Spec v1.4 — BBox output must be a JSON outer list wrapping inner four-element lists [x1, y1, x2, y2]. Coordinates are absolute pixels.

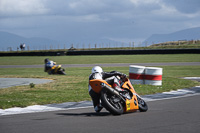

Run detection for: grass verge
[[0, 66, 200, 109], [0, 54, 200, 65]]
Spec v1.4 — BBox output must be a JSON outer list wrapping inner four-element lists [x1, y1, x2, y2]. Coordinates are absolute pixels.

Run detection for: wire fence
[[2, 40, 200, 52], [3, 42, 137, 52]]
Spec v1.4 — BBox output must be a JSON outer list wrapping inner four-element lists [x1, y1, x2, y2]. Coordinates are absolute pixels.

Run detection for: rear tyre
[[101, 90, 124, 115]]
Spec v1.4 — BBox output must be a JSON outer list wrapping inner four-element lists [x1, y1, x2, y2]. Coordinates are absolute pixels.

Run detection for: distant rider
[[44, 58, 57, 74], [88, 66, 127, 113]]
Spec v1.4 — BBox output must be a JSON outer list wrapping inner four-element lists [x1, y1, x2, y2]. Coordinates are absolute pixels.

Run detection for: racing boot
[[94, 104, 103, 113]]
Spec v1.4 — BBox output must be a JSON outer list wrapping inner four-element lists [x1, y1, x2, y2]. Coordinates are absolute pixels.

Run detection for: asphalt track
[[0, 94, 200, 133], [0, 62, 200, 68]]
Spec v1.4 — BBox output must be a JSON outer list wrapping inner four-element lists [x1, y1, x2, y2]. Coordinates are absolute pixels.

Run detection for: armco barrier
[[67, 48, 200, 55], [129, 65, 163, 86], [1, 48, 200, 56]]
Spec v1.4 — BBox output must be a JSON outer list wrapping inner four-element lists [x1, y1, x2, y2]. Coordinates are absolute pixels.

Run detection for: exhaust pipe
[[101, 83, 126, 102]]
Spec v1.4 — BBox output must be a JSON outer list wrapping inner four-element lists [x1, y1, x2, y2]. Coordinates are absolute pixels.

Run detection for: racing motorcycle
[[89, 76, 148, 115], [49, 65, 66, 75]]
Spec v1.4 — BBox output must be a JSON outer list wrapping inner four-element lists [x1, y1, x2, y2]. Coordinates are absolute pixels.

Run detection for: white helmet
[[92, 66, 103, 73]]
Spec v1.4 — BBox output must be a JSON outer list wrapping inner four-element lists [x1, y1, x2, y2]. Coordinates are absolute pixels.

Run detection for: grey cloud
[[0, 0, 200, 47], [161, 0, 200, 14]]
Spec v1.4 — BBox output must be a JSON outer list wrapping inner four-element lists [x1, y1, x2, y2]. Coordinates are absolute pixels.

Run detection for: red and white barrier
[[129, 65, 163, 86], [144, 67, 163, 86], [129, 65, 145, 84]]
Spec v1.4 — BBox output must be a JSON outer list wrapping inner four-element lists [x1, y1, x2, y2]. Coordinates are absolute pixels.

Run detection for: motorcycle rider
[[44, 58, 57, 74], [88, 66, 127, 113]]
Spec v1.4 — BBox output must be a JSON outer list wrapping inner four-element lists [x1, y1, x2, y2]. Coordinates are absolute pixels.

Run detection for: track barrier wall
[[129, 65, 163, 86], [0, 49, 199, 56], [129, 65, 145, 84], [0, 51, 66, 56], [67, 49, 200, 55]]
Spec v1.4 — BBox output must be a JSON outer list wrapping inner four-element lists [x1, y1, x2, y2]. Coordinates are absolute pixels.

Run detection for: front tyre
[[57, 70, 66, 75], [137, 95, 148, 112], [101, 90, 124, 115]]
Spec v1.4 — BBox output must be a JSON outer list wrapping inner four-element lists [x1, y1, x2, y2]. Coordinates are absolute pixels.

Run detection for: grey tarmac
[[0, 78, 53, 89], [0, 62, 200, 68], [0, 94, 200, 133]]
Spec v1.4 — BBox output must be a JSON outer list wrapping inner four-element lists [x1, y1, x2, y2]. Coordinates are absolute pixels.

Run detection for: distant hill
[[0, 31, 60, 51], [143, 27, 200, 46], [0, 31, 124, 51]]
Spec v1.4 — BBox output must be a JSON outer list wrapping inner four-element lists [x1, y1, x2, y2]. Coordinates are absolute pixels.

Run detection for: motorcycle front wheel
[[101, 90, 124, 115], [137, 95, 148, 112], [57, 70, 66, 75]]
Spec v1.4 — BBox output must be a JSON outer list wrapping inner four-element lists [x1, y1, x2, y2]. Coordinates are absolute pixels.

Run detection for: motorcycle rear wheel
[[101, 90, 124, 115]]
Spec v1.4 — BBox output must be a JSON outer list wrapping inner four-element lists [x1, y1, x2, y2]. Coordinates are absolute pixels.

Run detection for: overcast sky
[[0, 0, 200, 45]]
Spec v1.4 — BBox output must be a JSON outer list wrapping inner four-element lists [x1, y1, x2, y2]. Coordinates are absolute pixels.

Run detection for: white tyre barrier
[[144, 67, 163, 86], [129, 65, 145, 84]]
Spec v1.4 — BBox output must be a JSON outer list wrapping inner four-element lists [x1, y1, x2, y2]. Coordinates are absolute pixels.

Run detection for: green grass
[[0, 65, 200, 109], [0, 54, 200, 109], [0, 54, 200, 65]]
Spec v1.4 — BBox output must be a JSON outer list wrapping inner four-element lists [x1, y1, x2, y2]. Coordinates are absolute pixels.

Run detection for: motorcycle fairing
[[52, 65, 61, 73], [89, 79, 111, 93], [122, 79, 139, 112], [125, 96, 139, 112]]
